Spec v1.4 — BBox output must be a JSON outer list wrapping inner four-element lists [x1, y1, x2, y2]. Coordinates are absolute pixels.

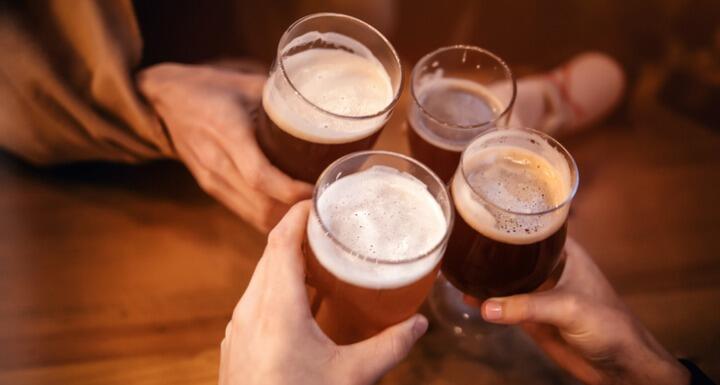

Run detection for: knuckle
[[517, 294, 535, 319], [231, 306, 247, 326], [244, 165, 266, 190], [266, 225, 289, 248], [197, 172, 218, 194], [561, 293, 584, 316], [149, 63, 185, 78], [138, 63, 183, 90]]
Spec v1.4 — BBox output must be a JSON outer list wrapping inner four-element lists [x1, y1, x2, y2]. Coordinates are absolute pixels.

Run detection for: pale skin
[[137, 64, 689, 385], [137, 63, 313, 233], [219, 202, 690, 385], [481, 238, 690, 385], [219, 201, 429, 385]]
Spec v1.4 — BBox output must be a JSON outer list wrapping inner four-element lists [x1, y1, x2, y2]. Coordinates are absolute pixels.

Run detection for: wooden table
[[0, 65, 718, 384]]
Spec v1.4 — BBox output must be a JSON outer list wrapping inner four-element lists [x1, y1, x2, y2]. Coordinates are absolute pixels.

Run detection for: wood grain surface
[[0, 63, 718, 384]]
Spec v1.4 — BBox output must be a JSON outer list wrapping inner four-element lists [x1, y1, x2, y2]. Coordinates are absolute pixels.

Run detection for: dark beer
[[442, 130, 575, 300], [306, 156, 451, 344], [443, 214, 567, 299], [407, 46, 515, 182], [258, 109, 382, 182], [407, 77, 506, 181], [406, 126, 461, 184], [259, 14, 401, 183]]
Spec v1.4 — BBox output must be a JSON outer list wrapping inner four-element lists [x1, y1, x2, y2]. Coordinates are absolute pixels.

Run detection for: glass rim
[[458, 126, 580, 217], [312, 150, 455, 265], [410, 45, 516, 131], [277, 12, 404, 121]]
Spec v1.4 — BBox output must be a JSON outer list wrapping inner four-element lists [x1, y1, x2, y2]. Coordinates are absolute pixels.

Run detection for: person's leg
[[510, 52, 626, 135]]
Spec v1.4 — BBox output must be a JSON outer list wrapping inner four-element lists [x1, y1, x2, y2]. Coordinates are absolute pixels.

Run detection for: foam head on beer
[[264, 31, 396, 144], [308, 165, 448, 289], [452, 129, 574, 245]]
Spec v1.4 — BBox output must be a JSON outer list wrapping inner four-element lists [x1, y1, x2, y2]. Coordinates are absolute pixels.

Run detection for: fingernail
[[412, 315, 429, 336], [483, 300, 503, 320]]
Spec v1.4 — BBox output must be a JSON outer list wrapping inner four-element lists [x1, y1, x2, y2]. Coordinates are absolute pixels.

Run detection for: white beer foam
[[451, 137, 571, 245], [409, 77, 506, 151], [263, 32, 394, 144], [307, 166, 447, 289]]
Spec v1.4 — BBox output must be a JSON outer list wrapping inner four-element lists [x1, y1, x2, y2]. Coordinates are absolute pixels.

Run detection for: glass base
[[428, 273, 562, 373]]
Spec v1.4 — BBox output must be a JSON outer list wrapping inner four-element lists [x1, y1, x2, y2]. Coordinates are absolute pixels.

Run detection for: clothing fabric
[[680, 359, 717, 385], [0, 0, 172, 165]]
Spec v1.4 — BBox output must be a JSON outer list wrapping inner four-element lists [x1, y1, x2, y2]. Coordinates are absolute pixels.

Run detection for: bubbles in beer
[[318, 166, 446, 261], [308, 166, 448, 289], [467, 147, 559, 214], [452, 142, 572, 245], [283, 49, 393, 117], [263, 31, 395, 144]]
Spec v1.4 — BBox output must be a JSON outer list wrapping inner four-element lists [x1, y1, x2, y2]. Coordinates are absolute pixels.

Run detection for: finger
[[229, 142, 314, 204], [190, 91, 312, 204], [226, 72, 266, 104], [557, 238, 619, 300], [242, 201, 312, 315], [219, 333, 229, 385], [264, 201, 313, 295], [229, 204, 306, 319], [481, 291, 585, 333], [266, 200, 312, 252], [224, 321, 232, 339], [557, 237, 592, 287], [136, 63, 189, 101], [207, 132, 314, 206], [200, 112, 314, 205], [342, 314, 428, 384], [520, 323, 604, 385], [211, 172, 290, 232], [177, 138, 290, 232]]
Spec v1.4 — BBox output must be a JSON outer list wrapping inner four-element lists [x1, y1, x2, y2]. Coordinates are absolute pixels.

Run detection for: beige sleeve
[[0, 0, 173, 165]]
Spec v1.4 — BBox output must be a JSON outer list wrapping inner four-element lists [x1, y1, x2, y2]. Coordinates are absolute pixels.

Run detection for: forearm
[[611, 327, 691, 385]]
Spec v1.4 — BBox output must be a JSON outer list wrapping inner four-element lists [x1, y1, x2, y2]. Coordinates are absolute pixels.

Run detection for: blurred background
[[0, 1, 718, 384]]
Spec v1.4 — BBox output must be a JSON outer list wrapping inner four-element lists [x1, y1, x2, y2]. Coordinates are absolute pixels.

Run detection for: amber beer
[[305, 152, 452, 344], [258, 13, 402, 182], [442, 128, 578, 300], [407, 46, 515, 182]]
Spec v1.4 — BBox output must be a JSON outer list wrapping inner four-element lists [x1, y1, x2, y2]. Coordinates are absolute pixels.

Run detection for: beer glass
[[258, 13, 403, 183], [407, 46, 516, 182], [306, 151, 453, 344], [430, 127, 579, 345]]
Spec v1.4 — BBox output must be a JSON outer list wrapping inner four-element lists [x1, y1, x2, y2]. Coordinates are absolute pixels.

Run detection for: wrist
[[639, 356, 690, 385], [619, 343, 690, 385]]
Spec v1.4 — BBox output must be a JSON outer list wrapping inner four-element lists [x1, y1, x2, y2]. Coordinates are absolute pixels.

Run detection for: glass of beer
[[258, 13, 403, 183], [305, 151, 453, 344], [430, 127, 578, 341], [407, 46, 516, 182]]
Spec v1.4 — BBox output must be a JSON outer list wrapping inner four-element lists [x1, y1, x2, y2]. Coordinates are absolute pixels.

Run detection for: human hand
[[219, 201, 429, 385], [137, 63, 313, 232], [481, 238, 689, 385]]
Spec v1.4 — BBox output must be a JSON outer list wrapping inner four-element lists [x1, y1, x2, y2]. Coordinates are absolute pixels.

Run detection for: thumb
[[482, 291, 585, 332], [341, 315, 428, 383]]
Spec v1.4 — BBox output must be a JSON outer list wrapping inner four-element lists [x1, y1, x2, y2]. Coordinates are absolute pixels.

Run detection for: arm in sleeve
[[0, 0, 173, 165], [679, 359, 717, 385]]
